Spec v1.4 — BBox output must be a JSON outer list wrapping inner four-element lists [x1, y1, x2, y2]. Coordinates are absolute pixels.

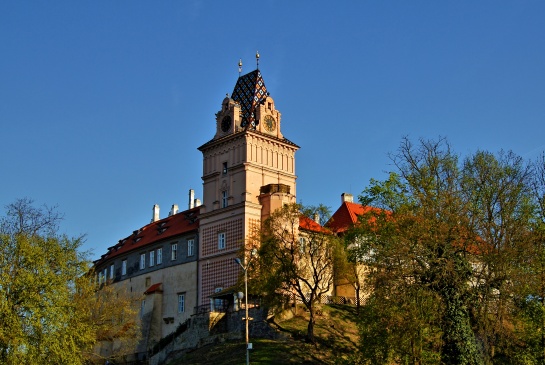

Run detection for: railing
[[148, 318, 191, 358], [287, 293, 366, 306]]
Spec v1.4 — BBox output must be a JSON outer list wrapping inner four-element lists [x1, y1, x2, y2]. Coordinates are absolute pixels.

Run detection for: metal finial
[[256, 51, 260, 69], [238, 59, 242, 77]]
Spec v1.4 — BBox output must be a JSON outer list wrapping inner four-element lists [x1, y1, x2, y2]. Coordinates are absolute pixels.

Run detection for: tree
[[255, 203, 341, 342], [460, 150, 534, 362], [0, 198, 95, 364], [352, 138, 537, 364], [517, 152, 545, 363], [0, 198, 141, 364], [334, 232, 369, 311], [83, 283, 142, 364]]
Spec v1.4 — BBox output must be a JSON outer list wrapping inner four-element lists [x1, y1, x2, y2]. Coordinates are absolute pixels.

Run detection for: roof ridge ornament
[[238, 58, 242, 78], [256, 51, 260, 70]]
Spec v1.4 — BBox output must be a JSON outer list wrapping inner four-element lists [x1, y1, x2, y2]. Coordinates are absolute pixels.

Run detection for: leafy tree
[[254, 203, 341, 342], [332, 234, 368, 311], [0, 198, 141, 364], [352, 138, 537, 364], [460, 150, 534, 362], [516, 152, 545, 363], [83, 283, 142, 364], [0, 198, 94, 364]]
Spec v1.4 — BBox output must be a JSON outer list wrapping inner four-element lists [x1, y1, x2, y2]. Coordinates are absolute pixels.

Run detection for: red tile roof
[[94, 207, 200, 266], [144, 283, 163, 295], [299, 215, 330, 234], [327, 202, 379, 233]]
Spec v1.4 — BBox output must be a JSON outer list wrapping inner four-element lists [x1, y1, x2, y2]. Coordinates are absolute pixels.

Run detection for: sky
[[1, 1, 544, 260]]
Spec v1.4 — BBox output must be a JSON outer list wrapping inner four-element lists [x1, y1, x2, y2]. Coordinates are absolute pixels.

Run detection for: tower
[[197, 61, 299, 306]]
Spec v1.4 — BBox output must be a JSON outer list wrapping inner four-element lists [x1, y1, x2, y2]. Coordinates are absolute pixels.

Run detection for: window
[[171, 243, 178, 260], [299, 237, 306, 253], [187, 239, 194, 257], [145, 276, 151, 287], [103, 268, 107, 282], [140, 300, 146, 319], [140, 253, 145, 270], [157, 248, 162, 265], [218, 232, 226, 250], [222, 162, 227, 175], [109, 264, 114, 279], [178, 293, 185, 313], [214, 287, 223, 310], [149, 251, 155, 267], [221, 191, 228, 208], [122, 259, 127, 275]]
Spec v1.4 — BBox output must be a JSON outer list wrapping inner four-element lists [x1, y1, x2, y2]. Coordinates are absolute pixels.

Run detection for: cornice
[[198, 130, 299, 152]]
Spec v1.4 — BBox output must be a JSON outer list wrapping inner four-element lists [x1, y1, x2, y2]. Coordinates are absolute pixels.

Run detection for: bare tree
[[255, 203, 340, 342]]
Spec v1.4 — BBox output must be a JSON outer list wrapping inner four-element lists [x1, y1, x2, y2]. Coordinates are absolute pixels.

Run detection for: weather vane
[[238, 59, 242, 77], [256, 51, 260, 69]]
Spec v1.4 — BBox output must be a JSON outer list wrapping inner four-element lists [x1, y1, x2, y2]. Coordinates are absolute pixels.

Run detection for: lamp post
[[234, 249, 256, 365]]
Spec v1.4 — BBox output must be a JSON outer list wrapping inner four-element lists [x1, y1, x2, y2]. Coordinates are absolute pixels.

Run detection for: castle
[[93, 58, 364, 358]]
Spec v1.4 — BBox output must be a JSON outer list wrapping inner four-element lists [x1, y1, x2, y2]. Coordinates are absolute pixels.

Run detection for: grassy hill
[[168, 304, 360, 365]]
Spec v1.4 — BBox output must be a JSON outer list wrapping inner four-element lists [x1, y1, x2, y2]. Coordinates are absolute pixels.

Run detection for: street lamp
[[234, 249, 256, 365]]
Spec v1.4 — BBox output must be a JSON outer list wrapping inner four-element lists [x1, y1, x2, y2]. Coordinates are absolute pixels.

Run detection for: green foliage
[[350, 137, 543, 364], [0, 198, 141, 365], [253, 203, 341, 343], [0, 198, 94, 364]]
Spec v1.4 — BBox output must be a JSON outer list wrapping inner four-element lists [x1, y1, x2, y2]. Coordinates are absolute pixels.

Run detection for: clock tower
[[197, 62, 299, 306]]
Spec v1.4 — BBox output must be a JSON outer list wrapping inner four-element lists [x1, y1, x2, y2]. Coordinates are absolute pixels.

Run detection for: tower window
[[221, 191, 228, 208], [218, 232, 226, 250]]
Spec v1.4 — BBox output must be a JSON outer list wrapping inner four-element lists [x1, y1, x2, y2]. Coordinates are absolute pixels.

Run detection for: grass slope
[[170, 304, 359, 365]]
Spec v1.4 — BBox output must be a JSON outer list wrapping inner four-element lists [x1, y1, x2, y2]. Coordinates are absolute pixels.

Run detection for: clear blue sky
[[1, 1, 544, 260]]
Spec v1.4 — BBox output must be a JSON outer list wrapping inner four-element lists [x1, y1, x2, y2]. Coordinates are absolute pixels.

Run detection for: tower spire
[[238, 58, 242, 77], [256, 51, 260, 70]]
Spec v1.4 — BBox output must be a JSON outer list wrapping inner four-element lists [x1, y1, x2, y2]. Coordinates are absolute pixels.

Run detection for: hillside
[[168, 304, 360, 365]]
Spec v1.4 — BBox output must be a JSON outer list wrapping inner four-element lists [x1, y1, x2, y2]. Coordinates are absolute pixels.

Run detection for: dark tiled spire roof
[[231, 69, 268, 129]]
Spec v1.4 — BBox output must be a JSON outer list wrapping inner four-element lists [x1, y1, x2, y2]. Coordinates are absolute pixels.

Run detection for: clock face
[[221, 116, 231, 132], [264, 115, 276, 132]]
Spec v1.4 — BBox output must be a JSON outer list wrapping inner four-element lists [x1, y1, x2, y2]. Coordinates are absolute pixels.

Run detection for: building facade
[[93, 202, 200, 355], [197, 68, 299, 307], [93, 64, 302, 354]]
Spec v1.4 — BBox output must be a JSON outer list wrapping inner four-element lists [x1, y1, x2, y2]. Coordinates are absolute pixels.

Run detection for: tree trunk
[[307, 309, 315, 343]]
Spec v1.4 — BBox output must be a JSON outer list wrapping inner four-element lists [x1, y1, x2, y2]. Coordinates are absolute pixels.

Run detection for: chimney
[[314, 212, 320, 224], [151, 204, 160, 222], [341, 193, 353, 204], [169, 204, 179, 216], [189, 189, 195, 209], [194, 198, 201, 207]]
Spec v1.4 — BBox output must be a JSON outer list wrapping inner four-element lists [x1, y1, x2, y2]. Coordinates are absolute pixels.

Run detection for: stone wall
[[150, 307, 278, 365]]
